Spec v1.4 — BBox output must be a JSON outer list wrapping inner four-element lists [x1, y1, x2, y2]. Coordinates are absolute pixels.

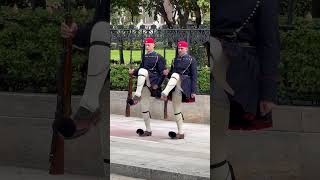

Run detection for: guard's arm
[[190, 58, 198, 94], [256, 0, 280, 102]]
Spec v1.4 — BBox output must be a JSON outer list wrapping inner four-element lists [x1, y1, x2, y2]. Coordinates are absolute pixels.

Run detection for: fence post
[[140, 25, 145, 63], [118, 25, 125, 64], [287, 0, 294, 26]]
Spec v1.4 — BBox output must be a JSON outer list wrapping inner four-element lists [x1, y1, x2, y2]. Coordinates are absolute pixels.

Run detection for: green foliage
[[0, 7, 91, 94], [110, 64, 137, 91], [278, 20, 320, 102], [197, 0, 210, 14], [197, 66, 210, 94], [121, 40, 144, 50], [110, 64, 210, 94], [111, 0, 209, 27], [280, 0, 312, 17], [189, 45, 208, 67], [111, 0, 142, 23]]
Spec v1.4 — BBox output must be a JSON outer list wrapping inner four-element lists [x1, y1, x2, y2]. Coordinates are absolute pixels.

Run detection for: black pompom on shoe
[[136, 128, 144, 136], [168, 131, 176, 138], [127, 98, 135, 106], [136, 129, 152, 136], [55, 117, 76, 138]]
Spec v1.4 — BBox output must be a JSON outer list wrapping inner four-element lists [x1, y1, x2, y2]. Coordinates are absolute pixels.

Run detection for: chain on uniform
[[231, 0, 262, 38]]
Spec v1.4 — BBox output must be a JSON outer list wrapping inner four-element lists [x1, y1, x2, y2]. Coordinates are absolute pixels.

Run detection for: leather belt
[[213, 35, 256, 48], [238, 42, 256, 48]]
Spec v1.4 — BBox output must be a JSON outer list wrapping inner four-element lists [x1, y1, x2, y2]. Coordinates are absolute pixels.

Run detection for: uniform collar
[[146, 51, 155, 55], [179, 53, 188, 58]]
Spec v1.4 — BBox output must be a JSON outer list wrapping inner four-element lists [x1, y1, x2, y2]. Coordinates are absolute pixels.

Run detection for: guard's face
[[145, 43, 155, 52], [178, 47, 188, 56]]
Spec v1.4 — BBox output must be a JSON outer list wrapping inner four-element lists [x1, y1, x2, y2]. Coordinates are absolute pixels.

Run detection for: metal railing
[[110, 24, 209, 65]]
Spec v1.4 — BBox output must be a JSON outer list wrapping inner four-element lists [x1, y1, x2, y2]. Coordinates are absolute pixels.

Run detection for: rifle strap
[[149, 55, 159, 71], [90, 41, 110, 47], [181, 55, 193, 75]]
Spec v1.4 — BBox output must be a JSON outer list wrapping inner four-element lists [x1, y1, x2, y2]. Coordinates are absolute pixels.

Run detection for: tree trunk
[[172, 0, 189, 28], [194, 3, 202, 28], [163, 0, 174, 23], [158, 1, 174, 28], [179, 9, 189, 28], [312, 0, 320, 18]]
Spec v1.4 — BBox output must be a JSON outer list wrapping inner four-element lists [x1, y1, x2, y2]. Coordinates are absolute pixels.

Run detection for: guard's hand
[[163, 69, 169, 76], [60, 22, 78, 39], [129, 69, 134, 75], [191, 93, 196, 98], [260, 100, 275, 116], [152, 85, 158, 89]]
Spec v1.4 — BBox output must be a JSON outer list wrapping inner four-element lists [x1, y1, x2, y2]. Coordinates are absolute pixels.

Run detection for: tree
[[111, 0, 142, 23], [110, 0, 209, 28], [144, 0, 210, 28]]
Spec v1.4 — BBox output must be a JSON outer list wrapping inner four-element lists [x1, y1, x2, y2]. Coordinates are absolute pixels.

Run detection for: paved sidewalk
[[0, 166, 144, 180], [110, 114, 210, 180], [0, 166, 104, 180], [110, 174, 145, 180]]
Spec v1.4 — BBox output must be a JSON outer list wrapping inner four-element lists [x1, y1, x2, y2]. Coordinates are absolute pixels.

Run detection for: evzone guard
[[160, 41, 197, 139], [127, 37, 167, 137], [128, 40, 198, 139]]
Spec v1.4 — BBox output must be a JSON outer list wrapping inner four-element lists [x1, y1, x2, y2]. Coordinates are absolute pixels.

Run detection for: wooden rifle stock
[[125, 42, 134, 117], [163, 47, 168, 119], [125, 63, 133, 117], [49, 3, 73, 174]]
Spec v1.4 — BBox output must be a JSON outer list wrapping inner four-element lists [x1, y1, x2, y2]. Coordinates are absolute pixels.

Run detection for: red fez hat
[[178, 41, 188, 48], [144, 37, 154, 44]]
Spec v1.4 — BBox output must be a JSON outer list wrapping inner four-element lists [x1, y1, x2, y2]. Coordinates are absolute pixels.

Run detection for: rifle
[[125, 29, 135, 116], [163, 47, 168, 119], [49, 0, 74, 174], [125, 47, 133, 117]]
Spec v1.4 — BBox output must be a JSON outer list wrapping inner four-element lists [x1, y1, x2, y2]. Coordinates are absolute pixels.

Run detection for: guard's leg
[[168, 79, 184, 139], [210, 35, 235, 179], [97, 77, 109, 177], [134, 68, 149, 98], [79, 21, 109, 112], [93, 1, 110, 175], [68, 21, 110, 139], [136, 86, 152, 136], [211, 80, 234, 180], [161, 72, 180, 100], [173, 90, 184, 138]]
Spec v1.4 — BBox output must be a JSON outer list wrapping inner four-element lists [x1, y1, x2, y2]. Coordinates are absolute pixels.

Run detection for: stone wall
[[110, 91, 210, 124], [1, 91, 320, 179]]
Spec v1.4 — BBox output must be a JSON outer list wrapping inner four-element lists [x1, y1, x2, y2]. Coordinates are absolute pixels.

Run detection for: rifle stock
[[125, 61, 133, 117], [49, 1, 73, 174], [163, 47, 168, 119], [125, 41, 134, 117]]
